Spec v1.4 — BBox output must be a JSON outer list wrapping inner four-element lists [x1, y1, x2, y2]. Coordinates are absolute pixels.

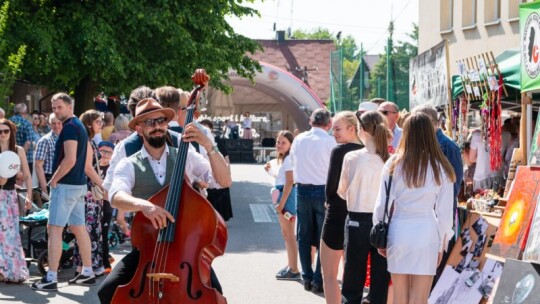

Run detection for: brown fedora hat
[[128, 98, 176, 130]]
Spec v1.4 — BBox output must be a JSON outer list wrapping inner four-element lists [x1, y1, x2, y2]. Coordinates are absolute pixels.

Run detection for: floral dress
[[0, 173, 30, 282], [72, 141, 103, 271]]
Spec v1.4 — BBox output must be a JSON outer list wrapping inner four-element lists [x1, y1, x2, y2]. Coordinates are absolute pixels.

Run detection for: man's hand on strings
[[140, 201, 175, 230]]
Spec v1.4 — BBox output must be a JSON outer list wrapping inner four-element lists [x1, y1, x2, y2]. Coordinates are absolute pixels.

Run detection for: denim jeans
[[342, 213, 390, 304], [296, 184, 326, 285]]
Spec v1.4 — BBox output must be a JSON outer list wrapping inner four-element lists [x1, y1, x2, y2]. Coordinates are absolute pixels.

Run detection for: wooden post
[[521, 93, 531, 162]]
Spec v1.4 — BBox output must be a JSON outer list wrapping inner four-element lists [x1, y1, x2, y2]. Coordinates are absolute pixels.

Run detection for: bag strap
[[383, 174, 393, 224]]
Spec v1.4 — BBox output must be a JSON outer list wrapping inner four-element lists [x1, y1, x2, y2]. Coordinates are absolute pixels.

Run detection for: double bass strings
[[149, 96, 197, 300]]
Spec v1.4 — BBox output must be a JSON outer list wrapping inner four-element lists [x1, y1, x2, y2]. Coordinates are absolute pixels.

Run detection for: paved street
[[1, 164, 327, 303]]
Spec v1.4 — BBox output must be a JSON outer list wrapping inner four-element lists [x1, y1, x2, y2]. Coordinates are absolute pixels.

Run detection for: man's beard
[[145, 130, 167, 148]]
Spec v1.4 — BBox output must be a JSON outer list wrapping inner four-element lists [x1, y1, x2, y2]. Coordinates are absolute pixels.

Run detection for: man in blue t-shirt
[[32, 93, 96, 291]]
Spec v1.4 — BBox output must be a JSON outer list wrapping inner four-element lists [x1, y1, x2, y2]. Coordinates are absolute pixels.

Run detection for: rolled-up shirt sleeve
[[103, 141, 127, 191], [186, 149, 221, 189], [436, 174, 454, 252], [108, 157, 135, 202]]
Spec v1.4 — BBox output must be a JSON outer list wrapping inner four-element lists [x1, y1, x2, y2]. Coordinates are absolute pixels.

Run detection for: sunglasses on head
[[0, 129, 10, 134], [380, 110, 397, 116], [140, 116, 167, 127]]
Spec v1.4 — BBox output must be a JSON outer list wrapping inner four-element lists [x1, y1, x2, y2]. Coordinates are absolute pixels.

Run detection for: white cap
[[358, 102, 379, 112]]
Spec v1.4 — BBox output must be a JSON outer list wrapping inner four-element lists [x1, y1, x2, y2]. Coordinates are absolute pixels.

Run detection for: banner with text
[[409, 40, 450, 109]]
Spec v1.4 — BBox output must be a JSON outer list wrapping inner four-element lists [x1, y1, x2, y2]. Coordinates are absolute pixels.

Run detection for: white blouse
[[373, 158, 454, 251], [337, 148, 385, 213]]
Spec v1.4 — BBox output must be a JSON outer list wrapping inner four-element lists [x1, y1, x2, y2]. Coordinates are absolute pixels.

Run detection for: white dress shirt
[[108, 145, 220, 202], [289, 127, 337, 185], [337, 149, 385, 212], [103, 133, 203, 191]]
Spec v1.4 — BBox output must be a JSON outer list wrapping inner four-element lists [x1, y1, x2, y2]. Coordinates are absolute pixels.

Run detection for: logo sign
[[523, 12, 540, 78], [521, 2, 540, 92]]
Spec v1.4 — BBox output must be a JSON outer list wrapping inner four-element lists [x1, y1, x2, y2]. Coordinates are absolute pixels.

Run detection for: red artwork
[[489, 166, 540, 259]]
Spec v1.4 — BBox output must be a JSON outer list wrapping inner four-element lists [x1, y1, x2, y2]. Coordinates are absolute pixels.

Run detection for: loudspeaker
[[239, 139, 253, 151], [241, 151, 256, 163], [229, 151, 242, 163], [225, 139, 240, 152]]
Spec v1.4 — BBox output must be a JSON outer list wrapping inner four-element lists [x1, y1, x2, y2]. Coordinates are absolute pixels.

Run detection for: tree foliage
[[0, 1, 26, 113], [368, 24, 418, 110], [2, 0, 262, 114]]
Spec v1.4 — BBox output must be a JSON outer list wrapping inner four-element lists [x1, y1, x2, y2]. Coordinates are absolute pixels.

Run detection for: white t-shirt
[[470, 131, 498, 181], [275, 155, 293, 186]]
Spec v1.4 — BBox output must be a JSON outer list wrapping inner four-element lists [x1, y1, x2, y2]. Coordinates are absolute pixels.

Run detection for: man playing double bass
[[97, 97, 232, 303]]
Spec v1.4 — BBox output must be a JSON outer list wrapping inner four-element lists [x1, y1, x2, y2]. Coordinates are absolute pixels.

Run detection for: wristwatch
[[208, 145, 220, 156]]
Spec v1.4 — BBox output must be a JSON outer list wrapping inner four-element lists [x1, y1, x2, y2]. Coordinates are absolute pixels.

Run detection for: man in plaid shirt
[[9, 102, 34, 158], [34, 113, 63, 196]]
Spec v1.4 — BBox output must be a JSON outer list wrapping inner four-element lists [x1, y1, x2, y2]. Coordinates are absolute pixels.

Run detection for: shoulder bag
[[369, 174, 393, 249]]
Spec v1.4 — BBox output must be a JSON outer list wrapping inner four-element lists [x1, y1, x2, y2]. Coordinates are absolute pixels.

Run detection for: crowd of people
[[264, 98, 523, 304], [0, 74, 521, 303]]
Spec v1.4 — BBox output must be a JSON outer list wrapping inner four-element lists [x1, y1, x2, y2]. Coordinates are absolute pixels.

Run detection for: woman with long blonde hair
[[373, 112, 456, 304], [320, 111, 363, 302]]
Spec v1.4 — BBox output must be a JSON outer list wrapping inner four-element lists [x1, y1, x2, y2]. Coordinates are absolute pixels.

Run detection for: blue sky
[[227, 0, 419, 55]]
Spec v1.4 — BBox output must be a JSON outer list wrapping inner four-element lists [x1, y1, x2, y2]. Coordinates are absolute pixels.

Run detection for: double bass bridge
[[146, 273, 180, 283]]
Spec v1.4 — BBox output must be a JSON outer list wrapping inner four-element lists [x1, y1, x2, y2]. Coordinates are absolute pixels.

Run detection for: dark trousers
[[296, 184, 325, 285], [98, 250, 222, 304], [342, 212, 390, 304]]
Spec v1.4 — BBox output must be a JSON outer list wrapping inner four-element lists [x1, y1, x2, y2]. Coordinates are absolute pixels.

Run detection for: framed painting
[[489, 166, 540, 260], [522, 193, 540, 263]]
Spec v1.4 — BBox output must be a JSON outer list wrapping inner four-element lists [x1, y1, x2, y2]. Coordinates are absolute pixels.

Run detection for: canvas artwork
[[489, 166, 540, 260], [529, 115, 540, 165], [429, 259, 504, 304], [492, 259, 540, 304], [522, 193, 540, 263]]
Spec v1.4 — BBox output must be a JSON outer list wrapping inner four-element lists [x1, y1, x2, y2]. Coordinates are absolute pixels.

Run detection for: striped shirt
[[34, 131, 58, 175]]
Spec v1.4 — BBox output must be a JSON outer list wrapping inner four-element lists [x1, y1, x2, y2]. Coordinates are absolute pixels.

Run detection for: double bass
[[112, 72, 228, 303]]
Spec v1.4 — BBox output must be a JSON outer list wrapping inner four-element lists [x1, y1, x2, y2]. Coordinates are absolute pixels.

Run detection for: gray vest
[[130, 148, 178, 200]]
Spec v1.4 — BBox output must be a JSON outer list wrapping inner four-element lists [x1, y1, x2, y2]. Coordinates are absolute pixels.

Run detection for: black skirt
[[207, 188, 233, 221]]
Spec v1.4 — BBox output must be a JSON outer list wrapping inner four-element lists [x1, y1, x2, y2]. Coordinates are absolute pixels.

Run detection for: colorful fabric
[[35, 132, 58, 175], [9, 114, 33, 148], [72, 192, 103, 269], [0, 190, 30, 282]]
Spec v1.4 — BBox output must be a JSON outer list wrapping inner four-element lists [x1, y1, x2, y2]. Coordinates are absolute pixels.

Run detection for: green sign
[[521, 1, 540, 92]]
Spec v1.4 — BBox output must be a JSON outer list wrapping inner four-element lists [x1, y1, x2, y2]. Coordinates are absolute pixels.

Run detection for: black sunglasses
[[0, 129, 10, 134], [380, 110, 397, 116], [140, 116, 167, 127]]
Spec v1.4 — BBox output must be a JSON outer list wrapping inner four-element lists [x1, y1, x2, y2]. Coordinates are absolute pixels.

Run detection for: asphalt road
[[0, 164, 327, 303]]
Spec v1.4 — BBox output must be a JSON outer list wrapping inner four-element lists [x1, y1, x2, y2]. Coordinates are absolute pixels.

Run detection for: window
[[484, 0, 500, 24], [440, 0, 454, 32], [462, 0, 477, 29], [509, 0, 527, 21]]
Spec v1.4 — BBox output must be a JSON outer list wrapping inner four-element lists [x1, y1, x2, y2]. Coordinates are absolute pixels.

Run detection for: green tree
[[368, 23, 418, 110], [3, 0, 261, 114], [0, 1, 25, 113]]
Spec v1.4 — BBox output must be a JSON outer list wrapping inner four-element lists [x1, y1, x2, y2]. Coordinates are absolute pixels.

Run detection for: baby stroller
[[18, 189, 76, 275]]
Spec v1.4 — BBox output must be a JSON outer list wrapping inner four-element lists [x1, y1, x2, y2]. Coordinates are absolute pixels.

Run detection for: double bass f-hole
[[181, 262, 203, 300]]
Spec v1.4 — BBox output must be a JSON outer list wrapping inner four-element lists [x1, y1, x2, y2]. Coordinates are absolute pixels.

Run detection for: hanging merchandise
[[488, 77, 503, 172], [452, 95, 469, 147]]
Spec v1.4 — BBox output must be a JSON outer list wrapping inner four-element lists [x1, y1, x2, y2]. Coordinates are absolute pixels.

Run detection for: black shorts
[[321, 202, 348, 250]]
